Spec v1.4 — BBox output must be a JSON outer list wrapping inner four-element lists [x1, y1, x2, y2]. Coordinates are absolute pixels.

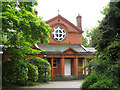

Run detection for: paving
[[33, 80, 83, 88]]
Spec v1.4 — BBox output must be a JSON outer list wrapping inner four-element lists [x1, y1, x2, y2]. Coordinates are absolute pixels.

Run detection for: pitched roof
[[45, 14, 83, 33], [85, 47, 97, 53], [36, 44, 92, 55]]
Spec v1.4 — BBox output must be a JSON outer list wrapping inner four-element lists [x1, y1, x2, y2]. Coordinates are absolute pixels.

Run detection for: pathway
[[32, 80, 83, 88]]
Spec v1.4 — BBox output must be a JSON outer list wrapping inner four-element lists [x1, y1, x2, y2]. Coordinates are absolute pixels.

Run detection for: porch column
[[84, 58, 86, 76], [51, 58, 54, 76], [74, 55, 78, 76], [60, 56, 64, 76]]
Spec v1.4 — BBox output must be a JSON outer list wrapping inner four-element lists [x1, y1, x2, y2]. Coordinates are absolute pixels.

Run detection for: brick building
[[28, 14, 95, 76]]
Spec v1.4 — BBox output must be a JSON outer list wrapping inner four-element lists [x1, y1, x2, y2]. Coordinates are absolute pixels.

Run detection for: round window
[[52, 27, 66, 41]]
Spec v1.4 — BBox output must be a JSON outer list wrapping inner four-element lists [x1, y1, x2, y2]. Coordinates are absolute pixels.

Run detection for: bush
[[89, 78, 118, 88], [2, 60, 28, 85], [26, 62, 38, 82], [25, 57, 51, 82], [82, 72, 98, 88], [82, 71, 119, 88], [89, 76, 119, 88]]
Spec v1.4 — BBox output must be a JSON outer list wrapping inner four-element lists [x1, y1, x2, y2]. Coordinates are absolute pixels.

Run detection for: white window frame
[[52, 27, 66, 41]]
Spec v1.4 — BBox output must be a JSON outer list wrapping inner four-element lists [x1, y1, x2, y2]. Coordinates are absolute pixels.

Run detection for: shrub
[[82, 72, 98, 88], [25, 57, 51, 82], [82, 71, 119, 88], [89, 76, 119, 88], [78, 66, 83, 72], [26, 62, 38, 82], [2, 60, 28, 85]]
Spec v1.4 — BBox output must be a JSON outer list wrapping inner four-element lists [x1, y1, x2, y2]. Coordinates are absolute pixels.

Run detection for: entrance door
[[64, 59, 71, 76]]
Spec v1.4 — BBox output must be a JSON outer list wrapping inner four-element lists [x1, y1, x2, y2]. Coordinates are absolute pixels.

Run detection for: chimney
[[34, 8, 38, 15], [76, 13, 82, 29]]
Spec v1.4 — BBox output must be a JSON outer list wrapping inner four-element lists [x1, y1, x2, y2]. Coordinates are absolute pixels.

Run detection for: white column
[[83, 59, 84, 74]]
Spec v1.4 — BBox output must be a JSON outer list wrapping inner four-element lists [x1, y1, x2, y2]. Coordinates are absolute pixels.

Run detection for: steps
[[50, 74, 86, 81]]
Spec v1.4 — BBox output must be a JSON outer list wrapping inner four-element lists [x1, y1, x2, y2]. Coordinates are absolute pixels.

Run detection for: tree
[[86, 4, 110, 48], [82, 2, 120, 88], [82, 35, 88, 47], [1, 2, 51, 59], [86, 26, 100, 47]]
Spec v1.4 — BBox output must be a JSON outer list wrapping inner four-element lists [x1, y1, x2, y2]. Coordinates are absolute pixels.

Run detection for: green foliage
[[97, 2, 120, 52], [82, 72, 98, 88], [85, 56, 95, 74], [86, 4, 110, 47], [82, 35, 88, 47], [100, 3, 110, 15], [2, 57, 40, 85], [1, 2, 51, 59], [82, 72, 119, 88], [89, 77, 119, 88], [82, 2, 120, 88], [86, 26, 100, 47], [2, 59, 28, 85], [25, 57, 51, 82], [78, 66, 83, 72], [26, 62, 38, 82]]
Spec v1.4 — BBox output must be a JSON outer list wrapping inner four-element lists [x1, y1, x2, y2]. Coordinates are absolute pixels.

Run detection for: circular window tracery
[[52, 27, 66, 41]]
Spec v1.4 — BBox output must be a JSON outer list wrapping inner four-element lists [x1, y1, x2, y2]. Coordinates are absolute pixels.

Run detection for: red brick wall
[[46, 16, 82, 45], [53, 59, 61, 76]]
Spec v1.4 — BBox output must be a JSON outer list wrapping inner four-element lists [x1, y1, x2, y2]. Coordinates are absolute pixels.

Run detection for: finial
[[34, 8, 36, 11], [57, 9, 60, 15], [34, 8, 38, 15]]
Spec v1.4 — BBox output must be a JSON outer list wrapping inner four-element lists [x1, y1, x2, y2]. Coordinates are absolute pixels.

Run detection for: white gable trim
[[81, 45, 87, 51], [34, 43, 40, 49]]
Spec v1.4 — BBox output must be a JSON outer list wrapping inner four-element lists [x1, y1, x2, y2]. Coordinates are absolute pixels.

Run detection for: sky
[[34, 0, 110, 36]]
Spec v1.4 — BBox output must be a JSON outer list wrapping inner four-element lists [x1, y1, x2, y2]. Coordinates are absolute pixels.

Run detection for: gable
[[46, 14, 83, 44], [63, 48, 78, 54], [46, 14, 83, 33]]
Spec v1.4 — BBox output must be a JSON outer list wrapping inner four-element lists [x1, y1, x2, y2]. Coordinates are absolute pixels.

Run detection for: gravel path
[[32, 80, 83, 88]]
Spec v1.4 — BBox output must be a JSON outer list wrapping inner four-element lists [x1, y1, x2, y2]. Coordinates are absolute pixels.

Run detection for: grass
[[2, 81, 49, 89]]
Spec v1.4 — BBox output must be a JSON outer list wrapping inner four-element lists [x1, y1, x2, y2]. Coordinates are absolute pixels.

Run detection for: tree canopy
[[1, 2, 51, 59], [86, 26, 100, 47], [86, 3, 110, 48], [82, 2, 120, 88], [82, 35, 88, 47]]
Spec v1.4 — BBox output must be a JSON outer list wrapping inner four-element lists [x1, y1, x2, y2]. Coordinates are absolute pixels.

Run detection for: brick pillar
[[51, 58, 54, 76], [60, 56, 64, 76], [74, 56, 78, 76]]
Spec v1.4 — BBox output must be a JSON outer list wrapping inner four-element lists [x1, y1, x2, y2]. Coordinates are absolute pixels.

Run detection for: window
[[52, 27, 66, 41], [53, 59, 58, 68]]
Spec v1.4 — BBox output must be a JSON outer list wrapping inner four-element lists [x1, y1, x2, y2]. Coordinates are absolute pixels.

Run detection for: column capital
[[75, 54, 78, 59]]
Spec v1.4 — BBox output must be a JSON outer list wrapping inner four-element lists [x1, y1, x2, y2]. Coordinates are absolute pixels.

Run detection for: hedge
[[2, 58, 39, 85], [82, 71, 119, 88], [2, 60, 28, 85], [25, 56, 51, 82], [26, 62, 38, 82]]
